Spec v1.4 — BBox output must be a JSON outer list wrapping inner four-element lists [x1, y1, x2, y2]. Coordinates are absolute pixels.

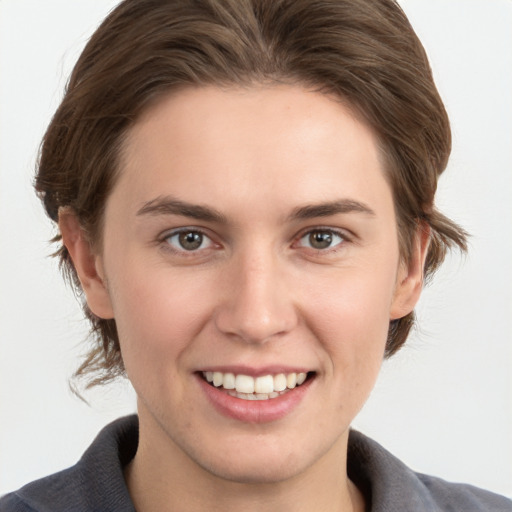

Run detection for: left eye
[[297, 229, 344, 250], [164, 230, 213, 252]]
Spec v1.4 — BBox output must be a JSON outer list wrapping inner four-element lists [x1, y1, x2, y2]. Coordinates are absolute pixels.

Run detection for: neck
[[125, 411, 365, 512]]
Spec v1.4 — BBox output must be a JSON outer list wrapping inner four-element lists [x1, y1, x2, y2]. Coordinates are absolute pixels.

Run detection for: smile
[[202, 371, 309, 401]]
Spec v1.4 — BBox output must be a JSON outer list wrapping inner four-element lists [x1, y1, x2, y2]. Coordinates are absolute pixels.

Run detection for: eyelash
[[294, 227, 350, 253], [160, 227, 216, 256], [158, 226, 351, 256]]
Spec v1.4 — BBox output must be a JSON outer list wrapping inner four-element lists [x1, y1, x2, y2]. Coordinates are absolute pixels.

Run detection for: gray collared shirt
[[1, 415, 511, 511]]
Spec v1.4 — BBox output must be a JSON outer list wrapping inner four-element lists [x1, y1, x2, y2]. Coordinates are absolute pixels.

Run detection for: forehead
[[112, 85, 393, 223]]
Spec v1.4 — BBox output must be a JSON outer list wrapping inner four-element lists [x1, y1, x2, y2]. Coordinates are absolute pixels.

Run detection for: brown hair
[[35, 0, 467, 388]]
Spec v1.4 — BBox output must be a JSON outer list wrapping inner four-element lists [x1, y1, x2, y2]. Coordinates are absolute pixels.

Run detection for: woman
[[1, 0, 511, 510]]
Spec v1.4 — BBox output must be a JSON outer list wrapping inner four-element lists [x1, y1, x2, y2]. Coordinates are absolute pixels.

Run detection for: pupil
[[179, 231, 202, 250], [309, 231, 332, 249]]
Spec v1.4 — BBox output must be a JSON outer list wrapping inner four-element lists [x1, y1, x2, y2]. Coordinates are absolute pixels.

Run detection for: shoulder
[[0, 416, 138, 512], [416, 472, 512, 511], [0, 493, 34, 512], [348, 429, 512, 512]]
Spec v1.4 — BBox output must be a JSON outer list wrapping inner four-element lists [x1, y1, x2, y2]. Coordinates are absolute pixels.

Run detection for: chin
[[201, 455, 306, 485], [187, 433, 333, 486]]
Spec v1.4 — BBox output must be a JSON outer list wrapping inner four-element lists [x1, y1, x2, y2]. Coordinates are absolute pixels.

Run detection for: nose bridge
[[214, 243, 297, 344]]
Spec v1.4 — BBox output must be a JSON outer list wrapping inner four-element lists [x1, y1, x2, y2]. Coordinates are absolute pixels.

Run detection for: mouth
[[200, 370, 314, 401]]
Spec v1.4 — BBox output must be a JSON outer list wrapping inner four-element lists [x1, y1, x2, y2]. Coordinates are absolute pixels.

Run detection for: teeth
[[273, 373, 287, 392], [213, 372, 223, 387], [254, 375, 274, 394], [235, 374, 255, 394], [287, 373, 297, 389], [223, 372, 235, 390], [227, 390, 286, 401], [203, 371, 309, 397]]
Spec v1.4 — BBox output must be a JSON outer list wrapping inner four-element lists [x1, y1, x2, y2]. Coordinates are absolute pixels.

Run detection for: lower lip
[[197, 374, 313, 424]]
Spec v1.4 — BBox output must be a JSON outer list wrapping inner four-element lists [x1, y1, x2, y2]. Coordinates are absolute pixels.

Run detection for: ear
[[59, 209, 114, 320], [390, 224, 430, 320]]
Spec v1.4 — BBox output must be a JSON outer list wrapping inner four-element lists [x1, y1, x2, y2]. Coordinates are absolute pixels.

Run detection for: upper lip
[[196, 365, 313, 377]]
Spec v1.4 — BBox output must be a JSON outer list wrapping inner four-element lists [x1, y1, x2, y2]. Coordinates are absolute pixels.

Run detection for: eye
[[164, 229, 214, 252], [297, 229, 345, 250]]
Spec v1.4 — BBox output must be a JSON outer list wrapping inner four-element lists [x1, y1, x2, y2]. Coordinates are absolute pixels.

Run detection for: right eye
[[164, 229, 214, 252]]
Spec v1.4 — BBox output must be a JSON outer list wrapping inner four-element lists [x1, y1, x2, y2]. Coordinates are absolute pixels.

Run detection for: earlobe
[[58, 209, 114, 320], [390, 224, 431, 320]]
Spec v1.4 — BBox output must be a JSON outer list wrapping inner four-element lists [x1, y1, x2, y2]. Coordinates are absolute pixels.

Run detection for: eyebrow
[[136, 196, 227, 223], [288, 199, 376, 221], [136, 196, 375, 223]]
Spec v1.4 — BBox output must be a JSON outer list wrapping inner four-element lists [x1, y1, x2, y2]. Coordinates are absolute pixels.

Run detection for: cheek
[[301, 263, 395, 380], [305, 263, 396, 338], [107, 265, 215, 377]]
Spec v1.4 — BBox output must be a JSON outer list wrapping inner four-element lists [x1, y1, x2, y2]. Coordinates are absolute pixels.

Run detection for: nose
[[214, 251, 298, 345]]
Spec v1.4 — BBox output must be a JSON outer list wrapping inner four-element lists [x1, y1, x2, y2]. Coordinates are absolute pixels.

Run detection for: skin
[[60, 85, 428, 512]]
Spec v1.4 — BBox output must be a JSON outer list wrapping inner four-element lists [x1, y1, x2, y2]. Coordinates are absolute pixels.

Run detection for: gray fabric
[[1, 415, 511, 511], [0, 417, 137, 512], [347, 430, 512, 511]]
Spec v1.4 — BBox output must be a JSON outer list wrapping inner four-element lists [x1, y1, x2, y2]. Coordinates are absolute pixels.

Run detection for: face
[[64, 85, 425, 484]]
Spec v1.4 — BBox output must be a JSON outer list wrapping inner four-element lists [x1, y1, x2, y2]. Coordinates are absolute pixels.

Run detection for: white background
[[1, 0, 511, 498]]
